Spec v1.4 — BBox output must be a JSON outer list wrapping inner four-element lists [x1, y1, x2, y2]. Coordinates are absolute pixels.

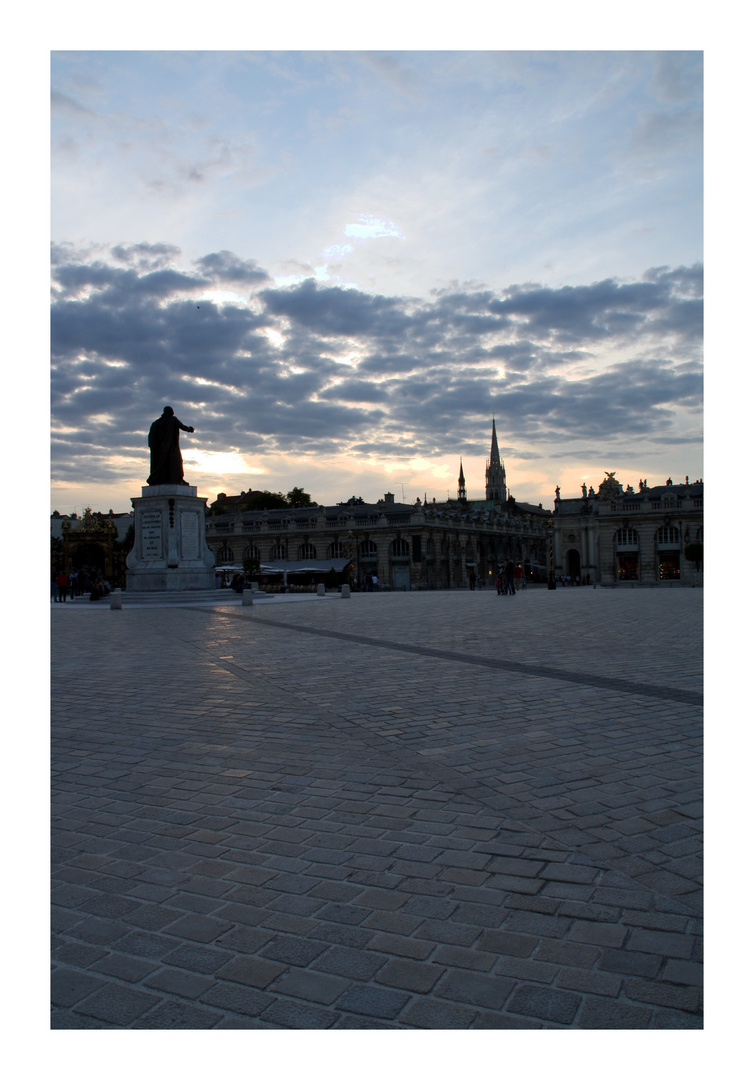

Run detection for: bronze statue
[[147, 406, 195, 486]]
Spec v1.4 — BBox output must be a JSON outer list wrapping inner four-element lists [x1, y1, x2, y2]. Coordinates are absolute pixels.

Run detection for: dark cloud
[[194, 251, 270, 285], [50, 245, 703, 487]]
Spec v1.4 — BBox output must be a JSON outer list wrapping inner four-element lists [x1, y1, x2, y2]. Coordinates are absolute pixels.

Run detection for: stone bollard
[[341, 584, 351, 598], [317, 583, 326, 596], [110, 589, 123, 610], [242, 589, 254, 606]]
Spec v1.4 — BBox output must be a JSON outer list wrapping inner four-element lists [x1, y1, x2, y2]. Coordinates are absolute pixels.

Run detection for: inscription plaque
[[141, 511, 163, 560], [181, 511, 200, 560]]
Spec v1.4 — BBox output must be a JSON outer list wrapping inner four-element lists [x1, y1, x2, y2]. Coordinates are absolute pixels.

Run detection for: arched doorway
[[565, 549, 581, 580]]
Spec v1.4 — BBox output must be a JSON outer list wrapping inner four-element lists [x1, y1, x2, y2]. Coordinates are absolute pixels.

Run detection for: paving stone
[[132, 1000, 222, 1028], [478, 929, 538, 957], [436, 970, 514, 1010], [506, 985, 581, 1025], [400, 998, 478, 1029], [260, 936, 329, 966], [163, 943, 234, 975], [577, 997, 652, 1028], [313, 946, 388, 981], [51, 968, 107, 1007], [433, 945, 498, 972], [662, 959, 703, 986], [555, 967, 622, 998], [624, 978, 702, 1012], [273, 969, 350, 1005], [337, 985, 410, 1020], [626, 928, 695, 959], [74, 983, 161, 1025], [200, 982, 272, 1017], [375, 958, 445, 993], [143, 967, 215, 999], [90, 952, 159, 982], [367, 932, 435, 961]]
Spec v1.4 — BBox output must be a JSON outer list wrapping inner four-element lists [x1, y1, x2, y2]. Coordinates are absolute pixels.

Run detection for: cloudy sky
[[50, 48, 703, 514]]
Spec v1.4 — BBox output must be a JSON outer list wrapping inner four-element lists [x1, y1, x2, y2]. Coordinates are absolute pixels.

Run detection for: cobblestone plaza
[[51, 586, 703, 1031]]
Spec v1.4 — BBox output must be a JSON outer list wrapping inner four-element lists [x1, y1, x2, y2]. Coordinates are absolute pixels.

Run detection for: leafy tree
[[684, 542, 703, 571], [243, 554, 261, 577], [286, 487, 314, 508], [241, 490, 288, 510]]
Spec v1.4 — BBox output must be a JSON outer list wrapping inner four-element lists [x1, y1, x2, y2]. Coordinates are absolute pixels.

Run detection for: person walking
[[504, 560, 515, 596], [55, 570, 69, 602], [468, 569, 476, 590]]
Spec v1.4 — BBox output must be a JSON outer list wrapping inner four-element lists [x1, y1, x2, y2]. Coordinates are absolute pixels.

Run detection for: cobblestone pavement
[[51, 586, 703, 1029]]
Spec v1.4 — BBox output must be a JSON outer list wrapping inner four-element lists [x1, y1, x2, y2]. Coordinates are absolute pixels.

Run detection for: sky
[[50, 47, 703, 514]]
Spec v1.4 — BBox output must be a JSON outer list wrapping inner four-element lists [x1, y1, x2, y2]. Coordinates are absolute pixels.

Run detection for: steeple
[[485, 419, 507, 503], [458, 458, 467, 501]]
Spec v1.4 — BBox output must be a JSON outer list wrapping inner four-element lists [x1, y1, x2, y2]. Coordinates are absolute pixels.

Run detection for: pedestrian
[[55, 570, 69, 602], [504, 560, 515, 596], [51, 571, 58, 603], [468, 569, 476, 590], [495, 572, 502, 595]]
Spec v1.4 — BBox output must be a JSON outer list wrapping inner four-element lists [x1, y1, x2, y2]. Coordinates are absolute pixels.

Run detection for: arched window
[[244, 545, 260, 562], [217, 544, 234, 564], [300, 542, 317, 560], [328, 541, 346, 559], [270, 541, 287, 560], [360, 539, 377, 557], [615, 528, 639, 549], [656, 526, 680, 547], [391, 537, 410, 557]]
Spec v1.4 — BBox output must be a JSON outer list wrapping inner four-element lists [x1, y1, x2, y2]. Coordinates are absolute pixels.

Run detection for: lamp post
[[547, 519, 556, 590]]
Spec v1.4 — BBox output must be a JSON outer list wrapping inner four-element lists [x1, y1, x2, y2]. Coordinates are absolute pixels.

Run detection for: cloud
[[50, 245, 703, 492], [194, 250, 270, 285]]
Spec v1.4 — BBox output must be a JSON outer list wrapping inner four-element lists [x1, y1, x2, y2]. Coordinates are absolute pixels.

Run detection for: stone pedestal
[[126, 485, 215, 591]]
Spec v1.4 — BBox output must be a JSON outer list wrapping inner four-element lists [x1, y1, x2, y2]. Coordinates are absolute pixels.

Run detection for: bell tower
[[458, 458, 467, 501], [485, 419, 507, 504]]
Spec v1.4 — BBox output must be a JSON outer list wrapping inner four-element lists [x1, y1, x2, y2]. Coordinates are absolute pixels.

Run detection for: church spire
[[485, 419, 507, 504], [458, 457, 467, 501], [490, 418, 501, 469]]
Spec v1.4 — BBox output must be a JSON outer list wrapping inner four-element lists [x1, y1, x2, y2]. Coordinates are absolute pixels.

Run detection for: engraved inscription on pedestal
[[181, 511, 200, 560], [141, 511, 163, 560]]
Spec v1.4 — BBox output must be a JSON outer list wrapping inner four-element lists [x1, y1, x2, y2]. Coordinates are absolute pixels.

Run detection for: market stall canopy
[[260, 559, 352, 575]]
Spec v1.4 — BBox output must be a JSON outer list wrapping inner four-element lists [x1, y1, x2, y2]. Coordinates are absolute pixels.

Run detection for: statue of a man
[[147, 406, 195, 486]]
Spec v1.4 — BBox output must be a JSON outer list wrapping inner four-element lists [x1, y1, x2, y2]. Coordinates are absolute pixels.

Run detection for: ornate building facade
[[204, 423, 550, 590], [551, 473, 703, 585]]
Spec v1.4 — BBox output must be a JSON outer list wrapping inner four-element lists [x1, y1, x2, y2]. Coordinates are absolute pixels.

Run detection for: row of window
[[215, 535, 529, 564], [615, 526, 703, 548]]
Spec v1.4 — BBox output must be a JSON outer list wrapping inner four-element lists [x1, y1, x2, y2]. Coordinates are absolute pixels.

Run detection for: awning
[[260, 559, 353, 575]]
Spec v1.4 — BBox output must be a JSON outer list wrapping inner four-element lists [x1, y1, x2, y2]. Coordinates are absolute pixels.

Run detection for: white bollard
[[341, 584, 351, 598], [110, 589, 123, 610], [317, 583, 326, 596], [242, 589, 254, 606]]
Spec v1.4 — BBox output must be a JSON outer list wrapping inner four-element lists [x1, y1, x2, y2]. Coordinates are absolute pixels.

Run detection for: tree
[[286, 487, 314, 508], [241, 490, 288, 510], [684, 542, 703, 571], [243, 554, 260, 577]]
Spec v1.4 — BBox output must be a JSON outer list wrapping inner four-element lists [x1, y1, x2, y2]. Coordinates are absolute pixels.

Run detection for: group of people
[[558, 574, 591, 586], [495, 560, 524, 595], [51, 570, 111, 602], [363, 574, 380, 591]]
